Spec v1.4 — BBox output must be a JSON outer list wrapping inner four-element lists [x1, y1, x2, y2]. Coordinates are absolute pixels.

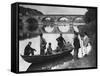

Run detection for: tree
[[79, 8, 97, 35], [26, 18, 38, 32], [84, 8, 97, 23]]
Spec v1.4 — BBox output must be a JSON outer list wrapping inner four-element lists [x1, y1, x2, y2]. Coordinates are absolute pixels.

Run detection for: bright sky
[[19, 4, 88, 15]]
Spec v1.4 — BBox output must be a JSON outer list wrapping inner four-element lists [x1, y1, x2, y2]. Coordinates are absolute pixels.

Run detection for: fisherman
[[46, 43, 52, 55], [56, 33, 66, 51], [40, 33, 47, 55], [73, 31, 80, 59], [24, 42, 36, 56]]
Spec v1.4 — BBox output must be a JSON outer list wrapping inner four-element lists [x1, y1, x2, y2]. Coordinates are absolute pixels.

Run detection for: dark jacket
[[24, 44, 35, 55], [73, 37, 80, 49], [56, 36, 66, 48]]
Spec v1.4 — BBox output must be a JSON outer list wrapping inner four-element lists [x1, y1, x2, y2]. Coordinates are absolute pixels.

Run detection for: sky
[[19, 4, 88, 15]]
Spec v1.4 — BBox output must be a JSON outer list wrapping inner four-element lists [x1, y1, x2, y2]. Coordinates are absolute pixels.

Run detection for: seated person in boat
[[55, 46, 61, 53], [24, 42, 36, 56], [56, 33, 66, 51], [64, 41, 73, 50], [40, 33, 47, 55], [46, 43, 52, 55]]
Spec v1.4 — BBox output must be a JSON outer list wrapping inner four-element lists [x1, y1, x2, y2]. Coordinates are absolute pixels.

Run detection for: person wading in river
[[73, 31, 80, 60], [82, 32, 90, 56]]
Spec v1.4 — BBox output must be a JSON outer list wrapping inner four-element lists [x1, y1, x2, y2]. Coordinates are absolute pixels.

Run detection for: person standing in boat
[[24, 42, 36, 56], [73, 31, 80, 60], [40, 33, 47, 55], [56, 33, 66, 51]]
